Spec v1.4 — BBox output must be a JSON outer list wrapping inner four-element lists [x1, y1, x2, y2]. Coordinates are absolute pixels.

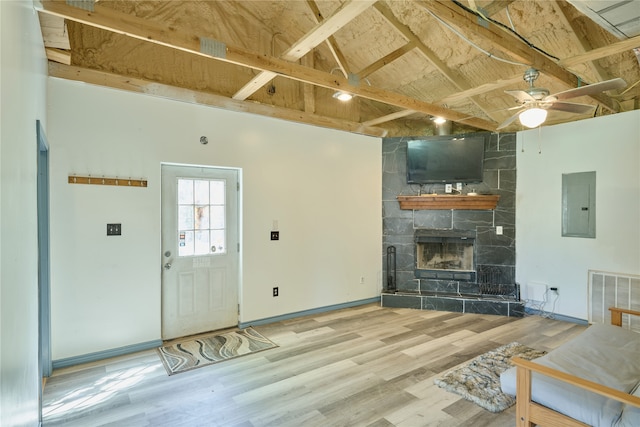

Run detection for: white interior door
[[161, 164, 239, 340]]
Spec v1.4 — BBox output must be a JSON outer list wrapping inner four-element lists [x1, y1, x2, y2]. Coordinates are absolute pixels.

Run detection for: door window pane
[[178, 230, 194, 257], [178, 179, 193, 204], [210, 205, 225, 229], [195, 206, 209, 230], [194, 230, 210, 255], [210, 181, 225, 205], [211, 230, 225, 253], [178, 206, 194, 230], [177, 178, 227, 257], [194, 180, 210, 205]]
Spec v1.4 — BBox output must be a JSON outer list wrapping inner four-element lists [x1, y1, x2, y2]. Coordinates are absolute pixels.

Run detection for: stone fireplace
[[381, 132, 524, 317]]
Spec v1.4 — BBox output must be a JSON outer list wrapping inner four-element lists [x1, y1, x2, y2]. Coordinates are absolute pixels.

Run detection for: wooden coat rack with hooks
[[68, 175, 148, 187]]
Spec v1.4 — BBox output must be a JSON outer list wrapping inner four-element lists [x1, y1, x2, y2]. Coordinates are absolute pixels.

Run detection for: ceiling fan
[[497, 68, 627, 130]]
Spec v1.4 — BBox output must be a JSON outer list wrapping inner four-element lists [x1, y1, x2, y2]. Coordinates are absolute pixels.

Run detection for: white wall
[[0, 1, 48, 425], [516, 110, 640, 320], [48, 79, 382, 360]]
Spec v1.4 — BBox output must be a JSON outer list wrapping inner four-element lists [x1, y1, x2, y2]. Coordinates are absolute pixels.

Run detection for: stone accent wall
[[382, 132, 517, 293]]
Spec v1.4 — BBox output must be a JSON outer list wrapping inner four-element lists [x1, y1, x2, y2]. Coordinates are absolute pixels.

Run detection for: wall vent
[[588, 270, 640, 332]]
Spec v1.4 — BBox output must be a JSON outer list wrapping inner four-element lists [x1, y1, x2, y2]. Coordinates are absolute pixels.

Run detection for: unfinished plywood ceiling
[[37, 0, 640, 137]]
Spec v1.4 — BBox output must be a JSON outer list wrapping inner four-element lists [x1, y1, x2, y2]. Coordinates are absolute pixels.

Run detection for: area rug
[[434, 342, 547, 412], [157, 327, 277, 375]]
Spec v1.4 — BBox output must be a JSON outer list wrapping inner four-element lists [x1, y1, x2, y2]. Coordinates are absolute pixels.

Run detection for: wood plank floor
[[42, 304, 587, 426]]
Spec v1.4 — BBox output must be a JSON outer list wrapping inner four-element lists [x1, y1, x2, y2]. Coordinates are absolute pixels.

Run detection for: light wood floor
[[42, 304, 587, 426]]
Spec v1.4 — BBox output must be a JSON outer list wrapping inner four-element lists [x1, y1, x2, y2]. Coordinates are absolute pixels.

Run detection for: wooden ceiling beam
[[356, 42, 416, 79], [438, 74, 523, 105], [559, 34, 640, 67], [553, 1, 609, 88], [48, 62, 388, 137], [38, 0, 497, 131], [45, 47, 71, 65], [306, 0, 351, 78], [362, 109, 417, 126], [475, 1, 517, 17], [37, 12, 70, 49], [373, 2, 502, 123], [417, 0, 618, 112], [232, 0, 375, 100]]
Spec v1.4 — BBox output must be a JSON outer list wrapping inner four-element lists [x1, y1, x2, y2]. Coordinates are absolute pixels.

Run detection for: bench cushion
[[500, 323, 640, 426]]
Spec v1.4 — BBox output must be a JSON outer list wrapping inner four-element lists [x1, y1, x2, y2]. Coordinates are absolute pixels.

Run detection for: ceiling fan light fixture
[[333, 91, 353, 102], [432, 116, 447, 124], [519, 107, 547, 128]]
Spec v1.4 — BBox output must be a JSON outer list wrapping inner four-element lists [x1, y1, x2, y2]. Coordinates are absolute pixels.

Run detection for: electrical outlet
[[273, 287, 279, 297], [445, 184, 452, 193], [456, 182, 462, 191], [496, 226, 503, 235]]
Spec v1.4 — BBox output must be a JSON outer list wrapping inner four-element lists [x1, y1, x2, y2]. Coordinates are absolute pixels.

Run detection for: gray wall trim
[[239, 297, 381, 328], [524, 308, 588, 325], [52, 339, 163, 369]]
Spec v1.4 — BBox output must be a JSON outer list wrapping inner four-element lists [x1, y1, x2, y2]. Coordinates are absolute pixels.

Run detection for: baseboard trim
[[52, 339, 163, 369], [239, 296, 381, 328], [524, 307, 588, 325]]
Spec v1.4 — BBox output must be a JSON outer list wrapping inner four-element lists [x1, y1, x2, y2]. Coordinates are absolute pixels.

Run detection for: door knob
[[164, 262, 172, 270]]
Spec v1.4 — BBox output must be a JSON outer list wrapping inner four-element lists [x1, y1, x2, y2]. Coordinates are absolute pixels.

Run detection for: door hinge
[[237, 182, 240, 191], [237, 243, 240, 252], [238, 304, 240, 315]]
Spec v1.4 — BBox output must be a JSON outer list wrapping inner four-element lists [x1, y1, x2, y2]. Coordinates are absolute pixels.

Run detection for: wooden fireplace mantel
[[397, 194, 500, 210]]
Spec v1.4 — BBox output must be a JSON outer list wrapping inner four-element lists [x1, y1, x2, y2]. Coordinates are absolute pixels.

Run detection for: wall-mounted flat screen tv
[[406, 134, 486, 184]]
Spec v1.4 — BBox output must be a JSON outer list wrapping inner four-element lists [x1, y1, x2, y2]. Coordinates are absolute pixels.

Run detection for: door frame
[[160, 162, 242, 339], [37, 119, 51, 425]]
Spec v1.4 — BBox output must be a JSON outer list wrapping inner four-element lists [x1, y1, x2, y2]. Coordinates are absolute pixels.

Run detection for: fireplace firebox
[[414, 229, 476, 282]]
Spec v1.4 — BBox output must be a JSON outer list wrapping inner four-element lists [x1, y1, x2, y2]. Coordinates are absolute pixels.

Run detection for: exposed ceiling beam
[[362, 109, 417, 126], [37, 0, 497, 131], [553, 0, 609, 84], [302, 52, 316, 114], [373, 2, 501, 122], [48, 62, 388, 137], [37, 12, 70, 49], [438, 74, 523, 105], [232, 0, 375, 100], [45, 47, 71, 65], [417, 0, 618, 112], [559, 33, 640, 67], [356, 42, 416, 79], [475, 0, 517, 17], [306, 0, 352, 78]]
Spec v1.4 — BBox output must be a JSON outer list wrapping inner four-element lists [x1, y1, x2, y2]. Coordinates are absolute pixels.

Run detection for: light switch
[[107, 223, 121, 236]]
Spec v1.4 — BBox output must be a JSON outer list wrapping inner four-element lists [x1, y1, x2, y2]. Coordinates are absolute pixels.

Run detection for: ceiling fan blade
[[505, 90, 536, 103], [546, 101, 595, 115], [549, 78, 627, 101], [496, 110, 522, 130]]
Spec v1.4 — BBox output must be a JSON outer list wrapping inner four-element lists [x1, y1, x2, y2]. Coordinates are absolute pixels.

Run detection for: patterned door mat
[[157, 327, 278, 375]]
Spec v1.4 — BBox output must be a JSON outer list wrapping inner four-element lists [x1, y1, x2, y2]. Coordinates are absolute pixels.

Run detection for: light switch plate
[[107, 223, 121, 236]]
